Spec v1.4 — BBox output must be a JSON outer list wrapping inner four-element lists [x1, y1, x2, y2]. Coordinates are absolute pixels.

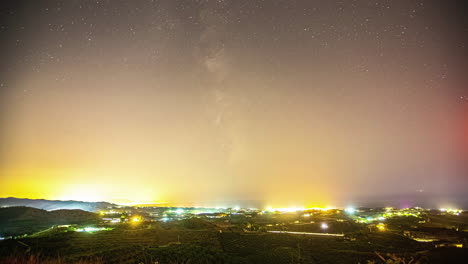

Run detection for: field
[[2, 207, 468, 263], [2, 220, 467, 264]]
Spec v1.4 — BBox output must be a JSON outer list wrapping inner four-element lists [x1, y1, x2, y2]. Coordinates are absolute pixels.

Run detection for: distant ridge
[[0, 197, 115, 212], [0, 206, 100, 236]]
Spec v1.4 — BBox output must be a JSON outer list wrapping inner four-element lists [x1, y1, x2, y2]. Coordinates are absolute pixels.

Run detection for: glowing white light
[[345, 207, 356, 214], [75, 227, 107, 232], [321, 223, 328, 229]]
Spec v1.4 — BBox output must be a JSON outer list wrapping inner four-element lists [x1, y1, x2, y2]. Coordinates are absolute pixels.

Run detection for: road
[[268, 231, 344, 237]]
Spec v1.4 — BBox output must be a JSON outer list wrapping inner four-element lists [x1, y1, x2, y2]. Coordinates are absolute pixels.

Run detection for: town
[[1, 202, 468, 263], [96, 205, 468, 248]]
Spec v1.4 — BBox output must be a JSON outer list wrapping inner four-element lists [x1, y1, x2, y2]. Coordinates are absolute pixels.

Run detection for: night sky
[[1, 0, 467, 208]]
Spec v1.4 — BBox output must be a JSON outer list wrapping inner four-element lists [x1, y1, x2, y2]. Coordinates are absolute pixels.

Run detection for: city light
[[376, 223, 386, 231], [440, 208, 463, 215], [345, 207, 356, 214], [74, 227, 111, 233], [321, 223, 328, 230]]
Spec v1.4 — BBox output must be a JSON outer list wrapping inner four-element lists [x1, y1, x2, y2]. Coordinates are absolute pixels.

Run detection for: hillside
[[0, 206, 100, 236], [0, 197, 114, 212]]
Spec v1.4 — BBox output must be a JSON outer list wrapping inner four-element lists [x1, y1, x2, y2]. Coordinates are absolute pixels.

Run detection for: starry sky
[[0, 0, 467, 208]]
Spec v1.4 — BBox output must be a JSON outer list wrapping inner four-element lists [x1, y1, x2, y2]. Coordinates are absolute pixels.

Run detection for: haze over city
[[1, 0, 467, 209]]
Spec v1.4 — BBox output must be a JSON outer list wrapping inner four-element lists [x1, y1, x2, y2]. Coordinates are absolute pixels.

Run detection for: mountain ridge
[[0, 197, 115, 212], [0, 206, 100, 236]]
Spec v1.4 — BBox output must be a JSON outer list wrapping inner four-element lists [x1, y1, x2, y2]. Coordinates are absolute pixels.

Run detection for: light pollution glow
[[0, 0, 467, 208]]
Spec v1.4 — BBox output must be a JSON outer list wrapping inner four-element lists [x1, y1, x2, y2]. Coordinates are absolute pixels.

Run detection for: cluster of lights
[[354, 216, 386, 223], [132, 216, 142, 223], [74, 227, 111, 233], [165, 208, 186, 215], [440, 208, 462, 215], [381, 208, 423, 218], [99, 210, 121, 216], [383, 211, 420, 218], [376, 223, 386, 231], [350, 207, 429, 223], [344, 207, 356, 214]]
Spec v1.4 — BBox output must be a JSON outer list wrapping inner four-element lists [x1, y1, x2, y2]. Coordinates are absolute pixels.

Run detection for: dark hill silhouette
[[0, 206, 99, 236], [0, 197, 115, 212]]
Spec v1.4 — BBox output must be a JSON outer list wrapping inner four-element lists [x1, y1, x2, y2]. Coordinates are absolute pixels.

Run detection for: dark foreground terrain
[[1, 206, 467, 263]]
